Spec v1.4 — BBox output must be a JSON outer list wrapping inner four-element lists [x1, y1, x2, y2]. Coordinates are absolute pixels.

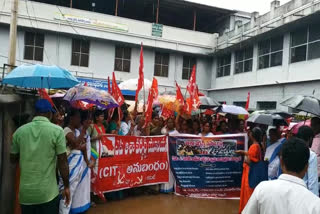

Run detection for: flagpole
[[143, 81, 146, 114]]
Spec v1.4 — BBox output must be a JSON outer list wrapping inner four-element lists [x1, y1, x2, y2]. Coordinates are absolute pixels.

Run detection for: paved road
[[88, 194, 239, 214]]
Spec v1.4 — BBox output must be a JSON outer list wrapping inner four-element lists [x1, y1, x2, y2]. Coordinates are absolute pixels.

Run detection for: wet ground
[[88, 194, 239, 214]]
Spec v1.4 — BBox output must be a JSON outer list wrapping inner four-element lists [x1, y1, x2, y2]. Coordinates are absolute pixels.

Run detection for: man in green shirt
[[10, 99, 70, 214]]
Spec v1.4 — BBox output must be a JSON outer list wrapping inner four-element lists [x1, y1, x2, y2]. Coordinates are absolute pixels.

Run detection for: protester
[[215, 120, 228, 134], [160, 117, 179, 193], [179, 119, 190, 134], [59, 109, 92, 214], [242, 138, 320, 214], [119, 110, 134, 136], [297, 126, 319, 196], [107, 110, 119, 134], [88, 110, 104, 152], [239, 120, 245, 133], [236, 127, 264, 214], [264, 128, 282, 180], [133, 115, 147, 136], [311, 117, 320, 179], [192, 119, 201, 135], [161, 117, 180, 136], [10, 99, 70, 214], [199, 121, 214, 137], [149, 111, 162, 135]]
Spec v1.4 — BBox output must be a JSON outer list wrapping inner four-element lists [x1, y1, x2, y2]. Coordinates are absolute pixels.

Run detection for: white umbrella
[[217, 104, 249, 115], [118, 78, 152, 91]]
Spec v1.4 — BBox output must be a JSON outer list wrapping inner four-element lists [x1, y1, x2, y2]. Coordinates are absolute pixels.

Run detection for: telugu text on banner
[[95, 135, 169, 193], [169, 134, 247, 199]]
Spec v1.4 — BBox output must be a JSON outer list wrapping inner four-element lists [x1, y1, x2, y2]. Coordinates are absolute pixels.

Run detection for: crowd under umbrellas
[[3, 63, 320, 214]]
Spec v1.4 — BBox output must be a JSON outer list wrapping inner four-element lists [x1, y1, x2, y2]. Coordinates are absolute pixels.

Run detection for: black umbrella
[[199, 96, 221, 109], [247, 113, 289, 126], [280, 95, 320, 117]]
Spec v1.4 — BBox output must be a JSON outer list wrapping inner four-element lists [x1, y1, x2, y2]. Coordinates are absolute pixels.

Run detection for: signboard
[[77, 77, 108, 91], [77, 77, 135, 96], [54, 13, 129, 32], [152, 23, 163, 37], [95, 135, 169, 192], [169, 134, 247, 199]]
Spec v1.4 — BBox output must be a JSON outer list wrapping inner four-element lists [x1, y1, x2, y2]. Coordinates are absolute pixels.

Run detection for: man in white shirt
[[264, 128, 282, 179], [242, 137, 320, 214], [297, 126, 319, 196]]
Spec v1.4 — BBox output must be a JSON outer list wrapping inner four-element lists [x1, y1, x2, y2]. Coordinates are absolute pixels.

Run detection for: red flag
[[145, 78, 158, 126], [151, 77, 158, 99], [186, 65, 199, 111], [38, 89, 54, 106], [108, 76, 111, 94], [136, 43, 144, 101], [245, 92, 250, 110], [84, 82, 88, 86], [176, 82, 184, 105], [112, 72, 125, 106], [192, 85, 200, 110], [186, 65, 197, 96], [161, 106, 174, 119]]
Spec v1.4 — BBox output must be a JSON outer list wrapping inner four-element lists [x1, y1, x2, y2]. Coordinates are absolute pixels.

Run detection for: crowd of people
[[9, 99, 320, 214]]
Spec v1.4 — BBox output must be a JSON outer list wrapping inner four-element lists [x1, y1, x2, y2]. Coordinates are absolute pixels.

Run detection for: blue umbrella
[[2, 64, 79, 89]]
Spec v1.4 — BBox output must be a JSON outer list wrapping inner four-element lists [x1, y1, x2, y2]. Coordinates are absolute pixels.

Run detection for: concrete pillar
[[250, 11, 259, 28], [270, 0, 280, 18], [230, 51, 235, 76], [229, 15, 235, 31], [234, 20, 242, 35]]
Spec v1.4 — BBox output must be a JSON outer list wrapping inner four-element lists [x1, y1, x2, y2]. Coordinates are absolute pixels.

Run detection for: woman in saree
[[236, 127, 264, 214], [59, 109, 93, 214]]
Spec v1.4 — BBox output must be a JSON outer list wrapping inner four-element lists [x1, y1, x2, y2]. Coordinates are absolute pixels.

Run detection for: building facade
[[0, 0, 237, 94], [209, 0, 320, 111], [0, 0, 320, 109]]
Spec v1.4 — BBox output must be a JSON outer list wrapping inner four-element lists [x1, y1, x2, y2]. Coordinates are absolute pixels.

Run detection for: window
[[182, 56, 196, 80], [233, 101, 246, 108], [114, 46, 131, 72], [258, 36, 283, 69], [291, 23, 320, 63], [235, 47, 253, 74], [257, 101, 277, 110], [71, 39, 90, 67], [217, 54, 231, 77], [154, 52, 169, 77], [24, 32, 44, 61]]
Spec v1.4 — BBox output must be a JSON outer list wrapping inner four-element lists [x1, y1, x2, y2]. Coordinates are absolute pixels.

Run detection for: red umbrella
[[291, 120, 311, 135]]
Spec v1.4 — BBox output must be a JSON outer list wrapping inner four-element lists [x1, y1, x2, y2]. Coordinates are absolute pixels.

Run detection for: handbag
[[248, 145, 269, 188]]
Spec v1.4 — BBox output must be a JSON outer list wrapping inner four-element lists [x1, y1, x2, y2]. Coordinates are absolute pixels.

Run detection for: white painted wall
[[211, 32, 320, 90], [0, 0, 217, 55], [0, 25, 212, 90]]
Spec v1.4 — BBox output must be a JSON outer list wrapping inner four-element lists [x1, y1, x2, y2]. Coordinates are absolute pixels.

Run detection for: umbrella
[[291, 120, 311, 135], [264, 110, 292, 119], [2, 64, 79, 89], [127, 100, 147, 113], [281, 95, 320, 117], [118, 78, 152, 91], [216, 104, 249, 115], [199, 96, 220, 109], [247, 113, 289, 126], [160, 91, 176, 96], [64, 85, 118, 109]]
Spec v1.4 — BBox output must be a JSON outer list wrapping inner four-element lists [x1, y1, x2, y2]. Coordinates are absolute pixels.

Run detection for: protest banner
[[169, 134, 247, 199], [95, 135, 169, 193]]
